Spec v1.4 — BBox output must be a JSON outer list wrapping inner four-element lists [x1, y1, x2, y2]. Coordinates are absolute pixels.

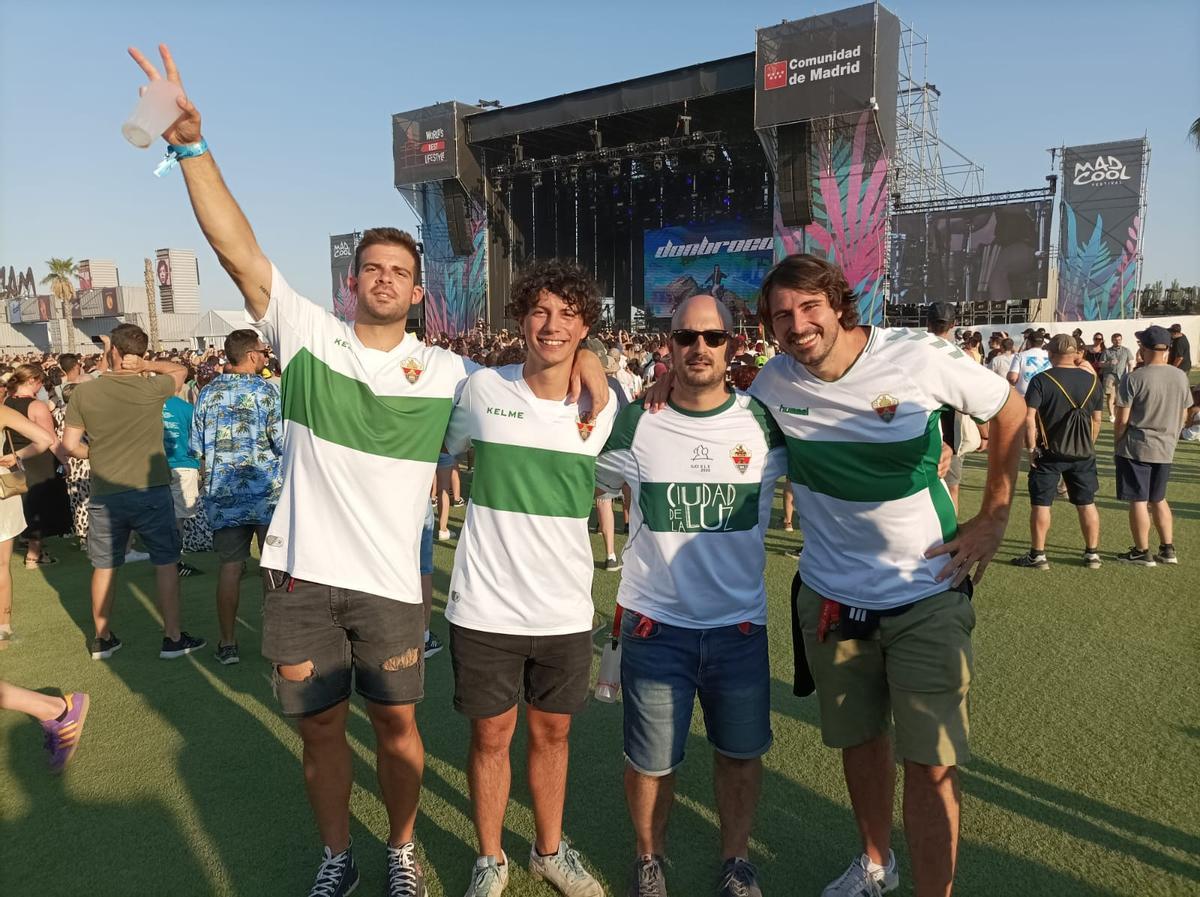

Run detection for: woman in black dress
[[5, 365, 71, 568]]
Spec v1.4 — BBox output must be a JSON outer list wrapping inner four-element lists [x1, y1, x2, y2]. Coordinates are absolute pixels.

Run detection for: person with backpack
[[1011, 334, 1103, 570]]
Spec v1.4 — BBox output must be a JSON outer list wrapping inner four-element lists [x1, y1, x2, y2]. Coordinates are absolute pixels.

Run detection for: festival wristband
[[154, 138, 209, 178]]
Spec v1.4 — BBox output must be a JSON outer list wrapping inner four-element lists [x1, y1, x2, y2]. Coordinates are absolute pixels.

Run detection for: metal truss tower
[[891, 24, 984, 204]]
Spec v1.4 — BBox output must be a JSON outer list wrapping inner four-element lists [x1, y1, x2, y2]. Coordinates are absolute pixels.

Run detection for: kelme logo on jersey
[[730, 444, 752, 474], [640, 482, 759, 533], [871, 393, 898, 423], [402, 357, 424, 384]]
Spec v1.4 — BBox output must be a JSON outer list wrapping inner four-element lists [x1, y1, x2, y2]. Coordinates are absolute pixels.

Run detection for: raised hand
[[127, 43, 202, 145]]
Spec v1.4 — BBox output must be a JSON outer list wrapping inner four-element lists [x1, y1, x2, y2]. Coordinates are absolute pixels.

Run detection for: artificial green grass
[[1, 425, 1197, 896]]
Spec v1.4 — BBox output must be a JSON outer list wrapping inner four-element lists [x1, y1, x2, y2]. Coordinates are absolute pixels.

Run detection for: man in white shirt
[[129, 45, 609, 897], [1008, 332, 1050, 397], [443, 259, 615, 897], [748, 254, 1023, 897], [596, 295, 786, 897]]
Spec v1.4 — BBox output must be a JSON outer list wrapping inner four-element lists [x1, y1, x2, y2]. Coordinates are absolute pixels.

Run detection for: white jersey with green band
[[595, 392, 788, 629], [750, 327, 1011, 611], [256, 264, 474, 603], [444, 364, 617, 636]]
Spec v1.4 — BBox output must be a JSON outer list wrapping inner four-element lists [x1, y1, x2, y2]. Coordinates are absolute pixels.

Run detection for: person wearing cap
[[1100, 333, 1135, 422], [1011, 335, 1103, 571], [1168, 323, 1191, 373], [1112, 325, 1192, 566]]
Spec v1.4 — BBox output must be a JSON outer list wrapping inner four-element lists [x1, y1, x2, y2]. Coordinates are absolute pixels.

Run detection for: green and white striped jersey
[[256, 264, 473, 603], [444, 364, 618, 636], [750, 327, 1010, 610], [595, 392, 788, 628]]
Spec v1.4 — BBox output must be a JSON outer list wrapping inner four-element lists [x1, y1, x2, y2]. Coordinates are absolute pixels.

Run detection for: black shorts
[[448, 624, 593, 719], [1115, 456, 1171, 503], [261, 570, 425, 717], [1028, 456, 1099, 507]]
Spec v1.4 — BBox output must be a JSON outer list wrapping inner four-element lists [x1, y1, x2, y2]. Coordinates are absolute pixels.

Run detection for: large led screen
[[643, 223, 774, 319]]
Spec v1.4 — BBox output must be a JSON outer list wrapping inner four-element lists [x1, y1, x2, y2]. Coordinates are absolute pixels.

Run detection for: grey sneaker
[[821, 851, 898, 897], [424, 632, 444, 658], [1082, 549, 1102, 570], [215, 643, 240, 665], [385, 841, 427, 897], [1154, 544, 1178, 565], [628, 854, 666, 897], [605, 556, 622, 572], [1010, 551, 1049, 570], [463, 853, 508, 897], [529, 840, 602, 897], [719, 857, 761, 897]]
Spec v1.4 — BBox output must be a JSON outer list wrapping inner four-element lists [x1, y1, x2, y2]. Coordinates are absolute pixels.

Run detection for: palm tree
[[40, 257, 79, 353], [1190, 117, 1200, 150]]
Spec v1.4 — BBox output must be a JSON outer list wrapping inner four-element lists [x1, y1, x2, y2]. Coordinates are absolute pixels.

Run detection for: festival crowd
[[1, 44, 1196, 897]]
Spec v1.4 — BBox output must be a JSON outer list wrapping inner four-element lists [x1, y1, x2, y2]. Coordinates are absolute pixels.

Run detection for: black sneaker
[[90, 633, 123, 660], [605, 556, 623, 572], [423, 632, 443, 659], [215, 643, 240, 665], [1117, 547, 1156, 567], [1154, 544, 1178, 565], [1010, 551, 1049, 570], [628, 854, 667, 897], [719, 857, 762, 897], [384, 840, 426, 897], [160, 631, 207, 659], [177, 561, 203, 578], [308, 845, 359, 897]]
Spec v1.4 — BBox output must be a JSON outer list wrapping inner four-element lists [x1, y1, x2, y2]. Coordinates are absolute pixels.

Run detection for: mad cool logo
[[332, 241, 354, 259], [1073, 155, 1132, 187]]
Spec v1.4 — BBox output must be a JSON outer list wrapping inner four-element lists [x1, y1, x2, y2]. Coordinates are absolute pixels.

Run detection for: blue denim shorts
[[620, 609, 773, 776], [86, 485, 181, 569], [420, 501, 434, 576]]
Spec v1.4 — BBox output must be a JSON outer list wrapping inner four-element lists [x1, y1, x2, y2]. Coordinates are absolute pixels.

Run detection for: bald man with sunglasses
[[595, 294, 787, 897]]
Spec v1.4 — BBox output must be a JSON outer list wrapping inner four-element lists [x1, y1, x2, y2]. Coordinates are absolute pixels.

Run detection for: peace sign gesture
[[127, 43, 202, 145]]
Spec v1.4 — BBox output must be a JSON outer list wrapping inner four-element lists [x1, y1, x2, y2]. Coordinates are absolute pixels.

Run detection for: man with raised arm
[[128, 44, 608, 897]]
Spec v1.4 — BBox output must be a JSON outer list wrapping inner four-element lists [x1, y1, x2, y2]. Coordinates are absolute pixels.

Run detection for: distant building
[[78, 259, 119, 290], [156, 248, 200, 314]]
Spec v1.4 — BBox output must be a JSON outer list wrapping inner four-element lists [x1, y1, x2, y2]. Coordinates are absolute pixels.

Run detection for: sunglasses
[[671, 329, 730, 348]]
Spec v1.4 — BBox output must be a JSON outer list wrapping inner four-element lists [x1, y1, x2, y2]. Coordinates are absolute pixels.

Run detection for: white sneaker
[[821, 851, 899, 897], [464, 854, 508, 897], [437, 529, 453, 541], [528, 839, 602, 897]]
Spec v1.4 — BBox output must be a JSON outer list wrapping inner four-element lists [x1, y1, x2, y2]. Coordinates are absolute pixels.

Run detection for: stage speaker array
[[776, 122, 813, 229], [443, 179, 475, 256]]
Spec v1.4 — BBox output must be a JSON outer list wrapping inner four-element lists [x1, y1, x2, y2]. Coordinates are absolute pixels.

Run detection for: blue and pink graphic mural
[[405, 180, 488, 336]]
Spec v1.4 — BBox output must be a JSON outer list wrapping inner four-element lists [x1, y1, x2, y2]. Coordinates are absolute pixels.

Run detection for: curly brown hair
[[507, 258, 601, 329], [758, 253, 859, 331]]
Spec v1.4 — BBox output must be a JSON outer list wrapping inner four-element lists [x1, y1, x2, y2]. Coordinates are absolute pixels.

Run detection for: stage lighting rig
[[589, 122, 603, 150], [702, 147, 716, 165], [478, 99, 503, 109], [608, 160, 622, 178], [652, 155, 664, 172], [533, 172, 543, 188]]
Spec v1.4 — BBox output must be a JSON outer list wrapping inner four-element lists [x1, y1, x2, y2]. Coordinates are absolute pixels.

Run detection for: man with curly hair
[[443, 258, 617, 897]]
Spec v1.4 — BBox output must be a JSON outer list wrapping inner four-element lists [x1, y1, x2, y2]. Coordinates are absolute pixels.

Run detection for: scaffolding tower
[[891, 23, 984, 204]]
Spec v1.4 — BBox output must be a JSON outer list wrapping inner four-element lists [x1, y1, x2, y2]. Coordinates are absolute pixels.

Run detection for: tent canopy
[[192, 309, 256, 340]]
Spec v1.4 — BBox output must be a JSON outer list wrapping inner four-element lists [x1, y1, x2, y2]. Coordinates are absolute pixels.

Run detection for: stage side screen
[[643, 224, 774, 320], [890, 200, 1052, 305]]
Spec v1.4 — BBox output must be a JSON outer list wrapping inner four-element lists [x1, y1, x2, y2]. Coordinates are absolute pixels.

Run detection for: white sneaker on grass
[[528, 839, 602, 897], [821, 850, 898, 897], [463, 853, 508, 897]]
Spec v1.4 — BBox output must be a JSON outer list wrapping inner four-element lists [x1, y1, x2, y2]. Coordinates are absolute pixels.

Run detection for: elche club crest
[[576, 415, 595, 441], [730, 444, 752, 474], [402, 357, 424, 384], [871, 393, 898, 423]]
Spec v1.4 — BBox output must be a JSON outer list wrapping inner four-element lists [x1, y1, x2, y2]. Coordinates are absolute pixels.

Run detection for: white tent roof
[[192, 309, 258, 339]]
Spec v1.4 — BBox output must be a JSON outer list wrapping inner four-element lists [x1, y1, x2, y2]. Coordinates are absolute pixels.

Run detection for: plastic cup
[[122, 80, 184, 148]]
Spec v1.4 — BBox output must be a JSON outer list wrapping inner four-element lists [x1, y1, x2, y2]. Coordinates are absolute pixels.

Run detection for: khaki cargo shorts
[[796, 582, 975, 767]]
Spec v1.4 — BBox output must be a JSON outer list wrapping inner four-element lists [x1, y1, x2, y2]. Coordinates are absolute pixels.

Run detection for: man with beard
[[443, 259, 615, 897], [596, 294, 786, 897], [748, 254, 1023, 897], [128, 45, 608, 897]]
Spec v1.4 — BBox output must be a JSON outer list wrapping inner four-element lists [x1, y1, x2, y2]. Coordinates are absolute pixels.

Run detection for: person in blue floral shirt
[[190, 329, 283, 666]]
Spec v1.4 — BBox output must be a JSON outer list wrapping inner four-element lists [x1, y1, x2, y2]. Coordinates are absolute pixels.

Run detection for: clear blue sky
[[2, 0, 1196, 311]]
